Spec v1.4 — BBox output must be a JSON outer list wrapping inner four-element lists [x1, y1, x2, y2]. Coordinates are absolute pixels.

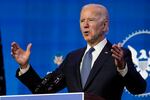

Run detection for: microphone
[[34, 72, 65, 94]]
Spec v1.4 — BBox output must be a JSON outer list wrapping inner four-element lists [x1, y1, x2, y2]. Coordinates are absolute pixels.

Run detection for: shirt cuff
[[117, 63, 128, 77], [19, 64, 30, 76]]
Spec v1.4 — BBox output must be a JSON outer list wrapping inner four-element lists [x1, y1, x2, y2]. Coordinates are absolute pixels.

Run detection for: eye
[[88, 18, 96, 22], [80, 19, 85, 23], [89, 19, 94, 21]]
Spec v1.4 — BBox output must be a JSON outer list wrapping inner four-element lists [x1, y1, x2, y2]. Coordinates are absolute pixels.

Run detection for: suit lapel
[[84, 41, 112, 89], [74, 47, 86, 90]]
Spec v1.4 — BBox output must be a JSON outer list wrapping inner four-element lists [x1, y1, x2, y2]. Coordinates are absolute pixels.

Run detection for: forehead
[[80, 5, 104, 17]]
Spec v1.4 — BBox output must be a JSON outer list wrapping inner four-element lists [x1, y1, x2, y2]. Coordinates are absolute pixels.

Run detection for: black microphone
[[34, 72, 65, 94]]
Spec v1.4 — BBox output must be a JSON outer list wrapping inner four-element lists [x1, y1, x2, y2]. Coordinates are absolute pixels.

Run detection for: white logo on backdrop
[[122, 30, 150, 97]]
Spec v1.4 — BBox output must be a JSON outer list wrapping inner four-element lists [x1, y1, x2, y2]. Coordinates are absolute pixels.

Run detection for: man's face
[[80, 6, 108, 45]]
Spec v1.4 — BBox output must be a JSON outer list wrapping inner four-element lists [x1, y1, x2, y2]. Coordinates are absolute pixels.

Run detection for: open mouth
[[84, 31, 89, 35]]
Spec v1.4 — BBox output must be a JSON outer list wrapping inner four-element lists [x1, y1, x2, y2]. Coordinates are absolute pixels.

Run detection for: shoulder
[[60, 47, 86, 66], [66, 47, 86, 58]]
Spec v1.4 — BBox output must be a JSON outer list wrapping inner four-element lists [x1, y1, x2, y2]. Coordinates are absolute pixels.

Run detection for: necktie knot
[[85, 47, 95, 60], [88, 47, 95, 54]]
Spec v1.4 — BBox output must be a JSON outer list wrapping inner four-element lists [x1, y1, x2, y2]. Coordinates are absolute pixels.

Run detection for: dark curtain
[[0, 30, 6, 95]]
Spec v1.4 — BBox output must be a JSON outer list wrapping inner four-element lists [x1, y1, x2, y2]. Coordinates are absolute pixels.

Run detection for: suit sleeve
[[16, 64, 66, 94], [123, 49, 147, 94], [16, 66, 42, 93]]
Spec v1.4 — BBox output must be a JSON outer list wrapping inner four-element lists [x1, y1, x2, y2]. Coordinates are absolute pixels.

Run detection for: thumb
[[26, 43, 32, 52], [117, 42, 122, 48]]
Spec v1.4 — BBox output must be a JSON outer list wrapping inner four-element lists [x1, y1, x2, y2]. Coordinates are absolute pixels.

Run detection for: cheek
[[95, 24, 103, 32], [90, 24, 98, 33], [80, 24, 84, 32]]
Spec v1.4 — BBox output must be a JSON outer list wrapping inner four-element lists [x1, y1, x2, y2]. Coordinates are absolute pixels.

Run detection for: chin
[[86, 39, 93, 43], [84, 38, 90, 42], [84, 36, 91, 40]]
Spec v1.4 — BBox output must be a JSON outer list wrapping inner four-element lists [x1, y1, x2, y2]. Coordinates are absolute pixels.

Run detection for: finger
[[112, 48, 124, 59], [112, 46, 120, 54], [11, 42, 18, 49], [112, 44, 123, 55], [11, 49, 19, 58], [117, 42, 122, 47], [26, 43, 32, 52], [11, 51, 19, 59], [11, 52, 15, 58], [11, 46, 17, 56], [11, 42, 20, 51], [117, 43, 122, 51], [11, 50, 15, 56], [111, 49, 121, 58], [116, 43, 124, 56], [112, 54, 120, 60], [11, 45, 20, 55], [11, 42, 16, 46], [111, 46, 124, 58]]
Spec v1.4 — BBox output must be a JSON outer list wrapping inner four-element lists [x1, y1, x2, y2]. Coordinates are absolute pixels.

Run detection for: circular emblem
[[122, 30, 150, 97]]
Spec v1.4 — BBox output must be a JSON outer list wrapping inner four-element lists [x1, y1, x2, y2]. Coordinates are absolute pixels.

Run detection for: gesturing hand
[[11, 42, 32, 69], [111, 43, 125, 69]]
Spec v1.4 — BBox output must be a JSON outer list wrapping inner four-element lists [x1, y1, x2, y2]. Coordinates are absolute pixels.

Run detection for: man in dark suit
[[11, 4, 146, 100]]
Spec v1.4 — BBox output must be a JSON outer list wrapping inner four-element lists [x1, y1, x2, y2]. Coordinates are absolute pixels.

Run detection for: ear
[[103, 20, 109, 33]]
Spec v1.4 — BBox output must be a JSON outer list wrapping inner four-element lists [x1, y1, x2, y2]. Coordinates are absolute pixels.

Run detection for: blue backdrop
[[0, 0, 150, 99]]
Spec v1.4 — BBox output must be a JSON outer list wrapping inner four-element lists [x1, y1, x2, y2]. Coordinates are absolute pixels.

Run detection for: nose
[[83, 20, 89, 28]]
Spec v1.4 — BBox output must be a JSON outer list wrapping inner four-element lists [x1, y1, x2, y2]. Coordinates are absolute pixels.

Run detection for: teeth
[[84, 31, 89, 34]]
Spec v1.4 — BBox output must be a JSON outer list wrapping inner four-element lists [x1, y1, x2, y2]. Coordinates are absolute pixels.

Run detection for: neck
[[88, 37, 105, 47]]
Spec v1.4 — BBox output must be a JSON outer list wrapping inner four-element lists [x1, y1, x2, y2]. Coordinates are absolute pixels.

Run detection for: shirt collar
[[86, 38, 107, 52]]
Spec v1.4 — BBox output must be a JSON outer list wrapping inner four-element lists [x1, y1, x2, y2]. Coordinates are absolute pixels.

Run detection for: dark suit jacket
[[16, 41, 146, 100]]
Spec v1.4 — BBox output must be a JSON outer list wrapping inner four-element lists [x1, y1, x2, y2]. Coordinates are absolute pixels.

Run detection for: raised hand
[[111, 43, 125, 69], [11, 42, 32, 69]]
